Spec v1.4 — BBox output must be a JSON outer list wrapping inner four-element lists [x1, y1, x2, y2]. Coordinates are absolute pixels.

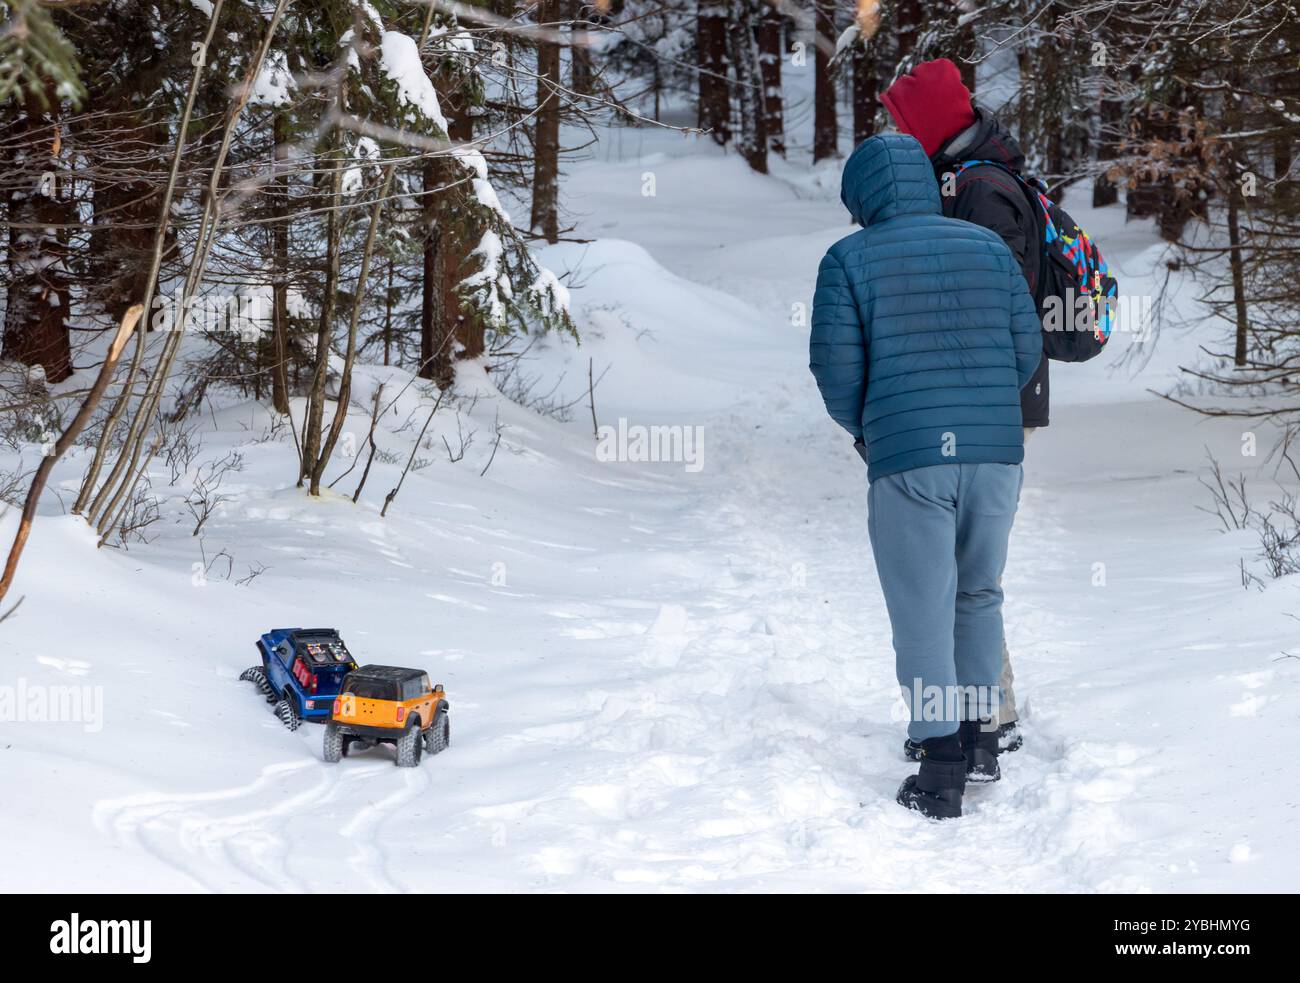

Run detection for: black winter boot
[[896, 734, 966, 819], [997, 720, 1023, 753], [960, 719, 1001, 783], [912, 724, 1021, 760]]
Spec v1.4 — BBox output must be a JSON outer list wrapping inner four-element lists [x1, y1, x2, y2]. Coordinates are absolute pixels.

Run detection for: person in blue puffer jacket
[[809, 133, 1041, 820]]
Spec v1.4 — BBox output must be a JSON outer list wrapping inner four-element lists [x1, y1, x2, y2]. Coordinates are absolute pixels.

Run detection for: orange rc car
[[324, 665, 449, 767]]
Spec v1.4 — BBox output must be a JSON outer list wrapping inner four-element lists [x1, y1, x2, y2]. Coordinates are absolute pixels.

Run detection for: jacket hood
[[840, 134, 942, 227], [879, 58, 976, 158], [931, 107, 1026, 173]]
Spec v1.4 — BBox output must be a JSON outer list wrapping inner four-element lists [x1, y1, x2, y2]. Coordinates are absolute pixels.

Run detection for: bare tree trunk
[[568, 0, 594, 95], [3, 82, 73, 383], [300, 155, 343, 492], [420, 154, 438, 380], [308, 166, 395, 494], [420, 173, 444, 383], [813, 0, 838, 162], [757, 3, 785, 157], [1015, 46, 1033, 152], [697, 0, 730, 144], [382, 256, 393, 367], [530, 0, 562, 243], [269, 112, 291, 414], [1227, 188, 1250, 367], [730, 0, 767, 173]]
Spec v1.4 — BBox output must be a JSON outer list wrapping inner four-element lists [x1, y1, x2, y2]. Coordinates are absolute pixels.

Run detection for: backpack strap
[[950, 159, 1051, 305]]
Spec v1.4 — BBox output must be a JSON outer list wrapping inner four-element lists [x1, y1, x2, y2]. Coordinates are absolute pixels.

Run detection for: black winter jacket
[[931, 109, 1050, 428]]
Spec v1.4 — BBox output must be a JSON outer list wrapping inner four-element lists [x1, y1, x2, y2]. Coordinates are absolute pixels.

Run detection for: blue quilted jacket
[[809, 134, 1042, 481]]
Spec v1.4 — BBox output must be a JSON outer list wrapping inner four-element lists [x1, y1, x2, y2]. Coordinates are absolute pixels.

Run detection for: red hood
[[880, 58, 975, 159]]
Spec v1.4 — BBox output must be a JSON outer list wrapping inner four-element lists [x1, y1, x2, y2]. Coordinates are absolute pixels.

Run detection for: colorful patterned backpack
[[953, 160, 1118, 363]]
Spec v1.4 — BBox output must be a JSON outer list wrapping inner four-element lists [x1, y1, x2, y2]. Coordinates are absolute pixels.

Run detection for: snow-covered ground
[[3, 124, 1296, 893]]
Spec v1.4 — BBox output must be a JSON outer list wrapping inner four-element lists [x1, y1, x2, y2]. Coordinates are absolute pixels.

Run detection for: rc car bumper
[[333, 722, 409, 741]]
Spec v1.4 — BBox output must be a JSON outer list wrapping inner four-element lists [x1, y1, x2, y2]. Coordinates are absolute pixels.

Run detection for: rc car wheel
[[395, 719, 423, 767], [239, 665, 274, 699], [274, 694, 301, 731], [425, 709, 449, 755], [323, 722, 344, 763]]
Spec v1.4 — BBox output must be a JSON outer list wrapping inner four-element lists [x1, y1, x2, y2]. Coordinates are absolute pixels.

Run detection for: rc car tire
[[274, 694, 301, 731], [425, 709, 449, 755], [323, 722, 344, 763], [240, 665, 274, 699], [396, 719, 422, 767]]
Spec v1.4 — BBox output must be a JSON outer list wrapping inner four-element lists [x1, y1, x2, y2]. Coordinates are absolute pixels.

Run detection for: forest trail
[[6, 140, 1295, 893]]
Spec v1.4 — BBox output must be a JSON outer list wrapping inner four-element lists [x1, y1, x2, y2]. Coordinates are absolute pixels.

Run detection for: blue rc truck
[[241, 628, 357, 730]]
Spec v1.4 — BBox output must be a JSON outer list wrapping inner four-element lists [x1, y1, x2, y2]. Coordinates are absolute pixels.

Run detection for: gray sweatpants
[[867, 462, 1023, 742], [997, 427, 1034, 727]]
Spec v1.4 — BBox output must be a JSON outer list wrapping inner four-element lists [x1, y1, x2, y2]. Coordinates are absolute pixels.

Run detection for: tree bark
[[730, 0, 768, 173], [421, 109, 473, 388], [757, 4, 785, 157], [530, 0, 562, 242], [813, 0, 838, 162], [697, 0, 730, 144], [420, 167, 444, 383], [568, 0, 594, 95], [269, 112, 291, 413], [300, 156, 343, 491], [1226, 187, 1250, 367], [3, 83, 73, 383]]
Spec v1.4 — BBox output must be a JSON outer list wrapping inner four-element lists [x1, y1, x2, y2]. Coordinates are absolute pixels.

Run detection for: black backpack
[[953, 160, 1118, 363]]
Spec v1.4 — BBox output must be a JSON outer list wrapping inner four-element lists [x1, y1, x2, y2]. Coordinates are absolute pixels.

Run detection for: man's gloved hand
[[853, 440, 869, 465]]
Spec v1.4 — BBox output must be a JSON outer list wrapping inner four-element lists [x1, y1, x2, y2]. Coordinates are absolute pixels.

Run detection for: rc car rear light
[[396, 706, 406, 723], [333, 699, 341, 715]]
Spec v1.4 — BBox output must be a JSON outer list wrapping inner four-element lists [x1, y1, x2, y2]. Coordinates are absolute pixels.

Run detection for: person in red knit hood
[[881, 58, 1049, 761]]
